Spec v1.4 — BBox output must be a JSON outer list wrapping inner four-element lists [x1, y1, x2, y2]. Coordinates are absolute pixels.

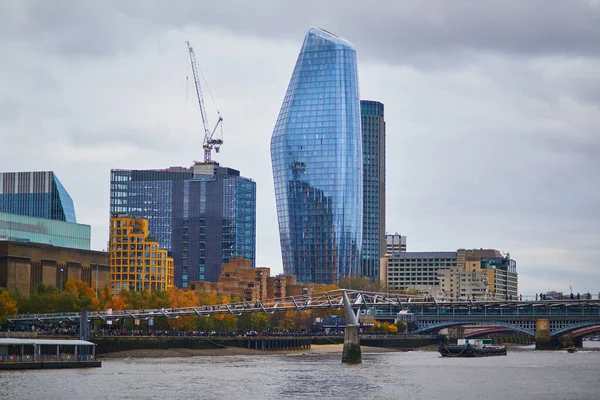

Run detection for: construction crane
[[186, 40, 223, 163]]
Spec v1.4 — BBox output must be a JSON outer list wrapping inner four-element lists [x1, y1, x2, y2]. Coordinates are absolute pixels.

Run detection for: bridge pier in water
[[535, 318, 553, 350], [341, 291, 361, 364]]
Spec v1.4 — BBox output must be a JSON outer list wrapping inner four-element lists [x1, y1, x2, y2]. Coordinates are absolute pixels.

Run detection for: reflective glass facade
[[361, 101, 386, 279], [0, 171, 77, 223], [0, 211, 90, 250], [271, 27, 362, 283], [110, 164, 256, 288]]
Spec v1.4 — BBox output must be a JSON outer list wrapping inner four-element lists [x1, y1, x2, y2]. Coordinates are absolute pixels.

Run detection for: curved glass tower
[[271, 27, 362, 284]]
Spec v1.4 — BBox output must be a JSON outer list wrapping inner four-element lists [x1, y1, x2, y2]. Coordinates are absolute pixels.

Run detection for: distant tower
[[360, 101, 386, 279], [271, 27, 362, 283]]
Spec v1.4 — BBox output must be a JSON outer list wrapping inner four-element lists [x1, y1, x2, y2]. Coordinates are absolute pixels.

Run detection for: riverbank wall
[[92, 334, 442, 355]]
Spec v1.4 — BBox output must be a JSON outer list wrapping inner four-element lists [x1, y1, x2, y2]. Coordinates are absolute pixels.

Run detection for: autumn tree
[[0, 290, 18, 324], [48, 279, 99, 312], [337, 276, 383, 292]]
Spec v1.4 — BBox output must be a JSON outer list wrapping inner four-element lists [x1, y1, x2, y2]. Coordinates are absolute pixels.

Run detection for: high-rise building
[[360, 101, 386, 279], [109, 216, 174, 294], [0, 171, 76, 223], [271, 27, 362, 284], [386, 233, 407, 254], [110, 162, 256, 288]]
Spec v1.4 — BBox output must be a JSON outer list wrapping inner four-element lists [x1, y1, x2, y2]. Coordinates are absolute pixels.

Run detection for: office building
[[0, 241, 109, 295], [381, 249, 518, 299], [110, 162, 256, 288], [109, 216, 174, 294], [271, 27, 363, 284], [0, 171, 77, 223], [360, 100, 386, 279], [0, 212, 91, 250], [386, 233, 407, 254]]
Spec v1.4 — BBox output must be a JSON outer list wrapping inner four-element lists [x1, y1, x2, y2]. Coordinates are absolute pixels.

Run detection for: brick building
[[0, 241, 109, 295], [190, 257, 314, 302]]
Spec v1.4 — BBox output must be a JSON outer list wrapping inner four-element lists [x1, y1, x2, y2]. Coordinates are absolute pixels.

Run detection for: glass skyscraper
[[110, 163, 256, 288], [360, 100, 386, 279], [0, 171, 77, 223], [271, 27, 362, 284]]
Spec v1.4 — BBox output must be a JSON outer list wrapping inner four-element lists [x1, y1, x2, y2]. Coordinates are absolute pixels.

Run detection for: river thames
[[1, 344, 599, 399]]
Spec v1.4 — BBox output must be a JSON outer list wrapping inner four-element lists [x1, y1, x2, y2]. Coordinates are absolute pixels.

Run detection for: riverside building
[[110, 162, 256, 288], [360, 101, 386, 280], [271, 27, 363, 284], [381, 249, 518, 299], [109, 216, 174, 294], [0, 241, 109, 295]]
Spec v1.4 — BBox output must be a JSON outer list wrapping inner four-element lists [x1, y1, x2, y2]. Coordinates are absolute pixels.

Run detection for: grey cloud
[[3, 1, 600, 63]]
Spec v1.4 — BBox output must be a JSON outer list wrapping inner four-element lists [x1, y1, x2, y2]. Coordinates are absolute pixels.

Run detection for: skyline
[[1, 1, 599, 295]]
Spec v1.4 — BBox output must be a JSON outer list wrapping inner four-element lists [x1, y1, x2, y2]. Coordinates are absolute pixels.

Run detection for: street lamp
[[96, 263, 99, 299], [59, 268, 64, 291]]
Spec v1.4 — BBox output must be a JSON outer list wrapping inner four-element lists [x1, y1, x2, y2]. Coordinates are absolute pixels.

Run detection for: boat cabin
[[0, 338, 96, 362]]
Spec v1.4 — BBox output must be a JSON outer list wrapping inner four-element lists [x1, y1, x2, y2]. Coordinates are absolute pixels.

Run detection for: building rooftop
[[390, 251, 457, 259]]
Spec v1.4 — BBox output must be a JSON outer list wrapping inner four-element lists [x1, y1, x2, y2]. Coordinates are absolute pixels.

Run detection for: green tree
[[395, 320, 407, 333]]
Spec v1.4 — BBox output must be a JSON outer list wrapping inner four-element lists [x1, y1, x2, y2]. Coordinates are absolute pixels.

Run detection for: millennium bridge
[[8, 290, 600, 349]]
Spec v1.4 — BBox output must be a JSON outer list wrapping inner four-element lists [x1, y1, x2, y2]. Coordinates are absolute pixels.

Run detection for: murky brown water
[[1, 344, 599, 399]]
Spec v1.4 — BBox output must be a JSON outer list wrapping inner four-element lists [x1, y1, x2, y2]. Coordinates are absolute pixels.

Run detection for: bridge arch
[[551, 322, 600, 337], [414, 321, 536, 337], [465, 327, 515, 338]]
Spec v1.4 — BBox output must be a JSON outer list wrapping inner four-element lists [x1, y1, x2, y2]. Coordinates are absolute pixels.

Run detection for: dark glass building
[[110, 163, 256, 287], [0, 171, 77, 223], [271, 27, 362, 283], [360, 101, 386, 279]]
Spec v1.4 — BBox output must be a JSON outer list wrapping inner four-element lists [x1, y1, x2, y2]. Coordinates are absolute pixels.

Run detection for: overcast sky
[[1, 0, 599, 296]]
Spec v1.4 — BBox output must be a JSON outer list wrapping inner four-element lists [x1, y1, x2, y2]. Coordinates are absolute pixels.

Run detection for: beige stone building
[[382, 249, 518, 299]]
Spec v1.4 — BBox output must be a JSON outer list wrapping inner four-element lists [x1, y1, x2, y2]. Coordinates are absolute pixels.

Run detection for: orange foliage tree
[[0, 291, 18, 323]]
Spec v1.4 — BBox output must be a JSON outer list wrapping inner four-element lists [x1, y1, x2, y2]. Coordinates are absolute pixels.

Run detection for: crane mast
[[186, 41, 223, 163]]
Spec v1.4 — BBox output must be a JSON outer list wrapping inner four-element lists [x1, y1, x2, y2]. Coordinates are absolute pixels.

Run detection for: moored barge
[[439, 339, 507, 357]]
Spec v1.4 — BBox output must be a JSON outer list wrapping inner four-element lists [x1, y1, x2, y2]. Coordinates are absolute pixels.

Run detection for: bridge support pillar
[[448, 326, 464, 340], [79, 311, 90, 341], [535, 318, 552, 350], [341, 291, 361, 364]]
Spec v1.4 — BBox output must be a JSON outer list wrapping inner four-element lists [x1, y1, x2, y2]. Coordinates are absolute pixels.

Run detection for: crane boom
[[186, 41, 223, 163]]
